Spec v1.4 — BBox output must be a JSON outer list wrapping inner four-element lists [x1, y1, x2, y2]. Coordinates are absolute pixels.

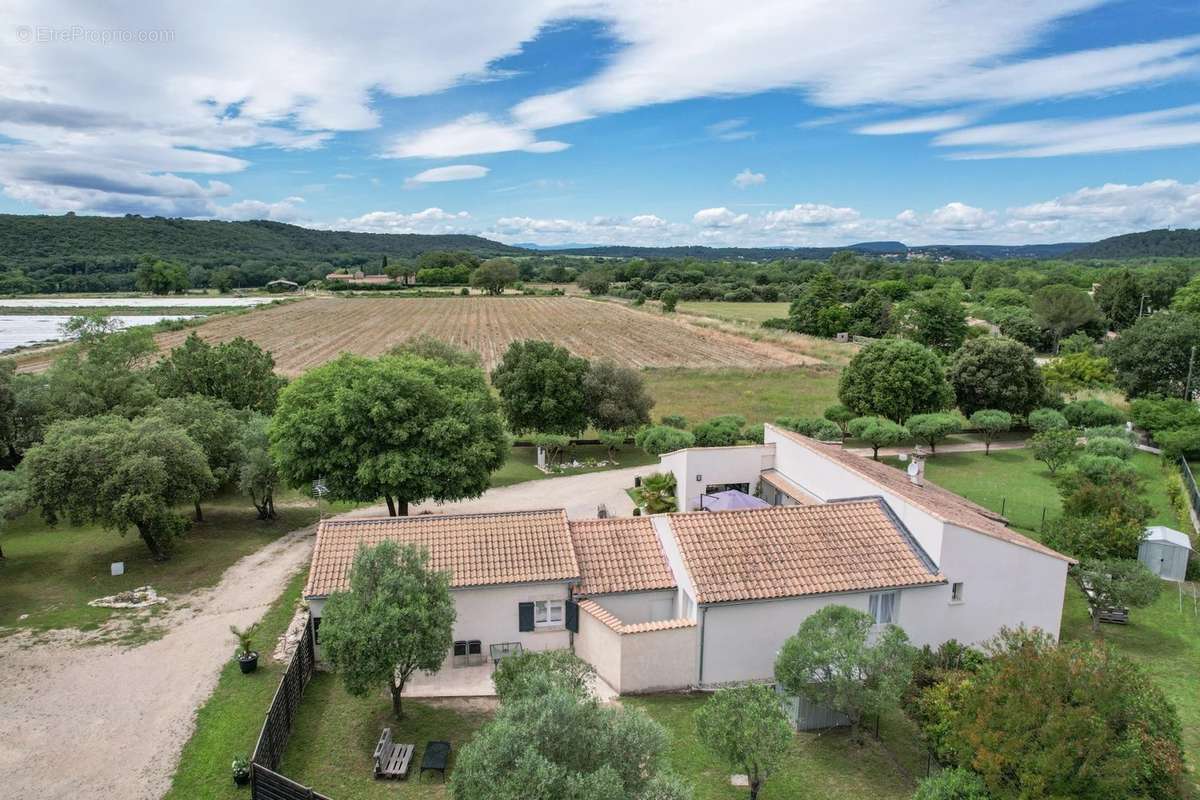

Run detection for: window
[[950, 582, 965, 603], [534, 599, 564, 628], [868, 591, 897, 624]]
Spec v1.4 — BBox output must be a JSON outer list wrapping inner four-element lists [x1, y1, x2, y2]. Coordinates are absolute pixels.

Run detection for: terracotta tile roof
[[569, 517, 677, 595], [304, 509, 579, 597], [577, 599, 695, 635], [766, 425, 1072, 563], [667, 502, 943, 604]]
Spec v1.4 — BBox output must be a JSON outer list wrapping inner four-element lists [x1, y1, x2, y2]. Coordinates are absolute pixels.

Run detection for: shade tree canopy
[[695, 684, 793, 800], [469, 258, 519, 295], [946, 336, 1044, 416], [968, 410, 1012, 455], [584, 360, 654, 433], [320, 541, 455, 719], [145, 395, 245, 521], [1106, 311, 1200, 399], [1030, 284, 1102, 350], [491, 340, 591, 436], [153, 333, 286, 414], [23, 415, 214, 559], [838, 339, 954, 423], [270, 352, 509, 516]]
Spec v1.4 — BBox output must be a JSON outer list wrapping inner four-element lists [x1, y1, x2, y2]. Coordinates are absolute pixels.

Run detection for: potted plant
[[230, 624, 259, 674], [232, 756, 251, 787]]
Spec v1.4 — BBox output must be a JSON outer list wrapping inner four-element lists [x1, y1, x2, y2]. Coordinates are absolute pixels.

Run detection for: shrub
[[1084, 435, 1134, 460], [1081, 424, 1134, 442], [1061, 398, 1125, 428], [634, 425, 694, 456], [774, 416, 842, 441], [1070, 453, 1138, 484], [847, 416, 909, 460], [1158, 426, 1200, 460], [492, 649, 596, 703], [912, 768, 990, 800], [1027, 407, 1068, 432], [660, 413, 688, 429], [660, 290, 679, 312], [1130, 396, 1200, 435], [692, 414, 747, 447]]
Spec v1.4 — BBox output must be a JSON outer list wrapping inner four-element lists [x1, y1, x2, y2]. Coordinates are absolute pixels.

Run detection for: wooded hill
[[1068, 228, 1200, 259]]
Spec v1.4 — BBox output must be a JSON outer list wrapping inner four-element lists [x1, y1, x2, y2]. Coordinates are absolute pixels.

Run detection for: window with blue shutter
[[518, 601, 535, 632]]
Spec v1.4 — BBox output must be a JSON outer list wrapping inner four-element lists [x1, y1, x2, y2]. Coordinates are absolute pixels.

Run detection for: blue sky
[[1, 1, 1199, 245]]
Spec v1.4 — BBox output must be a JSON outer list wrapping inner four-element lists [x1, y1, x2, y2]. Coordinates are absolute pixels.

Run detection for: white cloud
[[764, 203, 858, 227], [693, 207, 749, 228], [708, 118, 755, 141], [935, 104, 1200, 159], [385, 113, 568, 159], [857, 112, 974, 135], [630, 214, 667, 228], [732, 168, 766, 189], [333, 173, 356, 180], [405, 164, 490, 186], [925, 202, 996, 232], [219, 196, 307, 222], [333, 207, 473, 234]]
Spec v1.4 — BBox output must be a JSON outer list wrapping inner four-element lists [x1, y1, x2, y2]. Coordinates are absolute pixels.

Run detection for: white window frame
[[950, 582, 965, 604], [534, 599, 564, 628], [868, 590, 898, 624]]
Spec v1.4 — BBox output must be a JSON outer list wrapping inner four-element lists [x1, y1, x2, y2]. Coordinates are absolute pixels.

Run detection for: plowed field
[[153, 296, 816, 375]]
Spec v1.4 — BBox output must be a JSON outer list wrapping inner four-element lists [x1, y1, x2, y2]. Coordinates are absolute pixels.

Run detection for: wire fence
[[1181, 458, 1200, 524]]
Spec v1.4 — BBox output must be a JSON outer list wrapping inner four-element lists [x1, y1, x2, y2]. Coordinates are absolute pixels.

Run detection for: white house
[[303, 426, 1071, 694]]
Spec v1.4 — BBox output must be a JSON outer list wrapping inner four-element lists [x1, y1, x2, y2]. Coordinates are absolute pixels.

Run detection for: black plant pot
[[238, 652, 259, 674], [233, 771, 250, 787]]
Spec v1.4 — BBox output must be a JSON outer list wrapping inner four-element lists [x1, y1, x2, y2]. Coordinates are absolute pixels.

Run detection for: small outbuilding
[[1139, 526, 1193, 581]]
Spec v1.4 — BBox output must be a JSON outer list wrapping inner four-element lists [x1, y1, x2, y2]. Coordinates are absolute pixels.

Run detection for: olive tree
[[1074, 558, 1162, 632], [696, 684, 793, 800], [23, 416, 214, 559], [271, 352, 508, 516], [238, 414, 278, 520], [320, 541, 455, 719], [775, 604, 915, 742]]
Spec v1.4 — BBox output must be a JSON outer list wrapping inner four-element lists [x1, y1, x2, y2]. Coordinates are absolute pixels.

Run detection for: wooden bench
[[420, 740, 452, 782], [373, 727, 414, 780]]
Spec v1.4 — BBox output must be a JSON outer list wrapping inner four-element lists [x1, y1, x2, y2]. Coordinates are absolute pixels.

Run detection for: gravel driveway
[[0, 465, 656, 800]]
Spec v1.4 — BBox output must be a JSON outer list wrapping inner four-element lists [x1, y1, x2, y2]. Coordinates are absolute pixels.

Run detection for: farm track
[[148, 296, 820, 375]]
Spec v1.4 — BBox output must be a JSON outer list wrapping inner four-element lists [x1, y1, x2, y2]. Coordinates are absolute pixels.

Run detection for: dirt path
[[0, 524, 318, 800]]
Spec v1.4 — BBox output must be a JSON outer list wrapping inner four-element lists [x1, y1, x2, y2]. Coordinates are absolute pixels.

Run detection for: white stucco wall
[[590, 590, 677, 624], [903, 524, 1069, 645], [619, 625, 698, 693], [651, 515, 699, 621], [576, 608, 623, 692], [307, 581, 572, 670], [698, 585, 944, 685], [660, 445, 775, 511], [764, 426, 945, 562]]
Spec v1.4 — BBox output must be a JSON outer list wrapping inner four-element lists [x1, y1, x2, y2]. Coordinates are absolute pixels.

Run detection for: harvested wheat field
[[153, 296, 819, 375]]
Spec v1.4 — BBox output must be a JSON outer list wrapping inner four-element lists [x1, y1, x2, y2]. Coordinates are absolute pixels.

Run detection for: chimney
[[907, 447, 926, 487]]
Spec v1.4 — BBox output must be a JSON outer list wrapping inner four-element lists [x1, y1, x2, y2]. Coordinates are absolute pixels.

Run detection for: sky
[[1, 1, 1199, 247]]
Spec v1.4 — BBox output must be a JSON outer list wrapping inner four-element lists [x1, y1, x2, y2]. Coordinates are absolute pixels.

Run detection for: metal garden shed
[[1138, 526, 1193, 582]]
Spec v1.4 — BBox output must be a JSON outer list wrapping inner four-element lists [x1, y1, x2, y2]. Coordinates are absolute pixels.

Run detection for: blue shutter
[[566, 600, 579, 633], [518, 602, 535, 632]]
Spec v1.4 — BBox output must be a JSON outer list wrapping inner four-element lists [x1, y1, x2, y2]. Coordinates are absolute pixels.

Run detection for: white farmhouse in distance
[[303, 424, 1072, 694]]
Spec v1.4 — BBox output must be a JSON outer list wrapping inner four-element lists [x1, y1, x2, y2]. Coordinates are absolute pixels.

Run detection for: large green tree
[[469, 258, 519, 295], [237, 413, 278, 520], [839, 339, 954, 422], [134, 257, 189, 294], [1094, 269, 1143, 330], [491, 340, 591, 436], [947, 336, 1044, 416], [146, 395, 244, 521], [154, 333, 286, 414], [775, 604, 915, 741], [1106, 311, 1200, 399], [584, 360, 654, 432], [696, 684, 793, 800], [1170, 274, 1200, 316], [271, 352, 508, 516], [1074, 558, 1162, 632], [320, 541, 455, 718], [895, 290, 968, 353], [1030, 284, 1101, 351], [787, 271, 844, 336], [23, 416, 214, 559], [44, 327, 158, 421], [450, 689, 687, 800]]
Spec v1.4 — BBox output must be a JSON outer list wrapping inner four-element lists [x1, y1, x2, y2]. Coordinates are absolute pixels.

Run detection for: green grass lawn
[[644, 366, 841, 426], [490, 443, 658, 488], [896, 448, 1184, 534], [627, 695, 924, 800], [278, 676, 490, 799], [164, 567, 310, 800], [0, 491, 319, 634], [677, 301, 791, 325]]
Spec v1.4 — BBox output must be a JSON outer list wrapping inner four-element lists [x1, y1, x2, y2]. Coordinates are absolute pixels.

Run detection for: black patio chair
[[420, 740, 452, 782]]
